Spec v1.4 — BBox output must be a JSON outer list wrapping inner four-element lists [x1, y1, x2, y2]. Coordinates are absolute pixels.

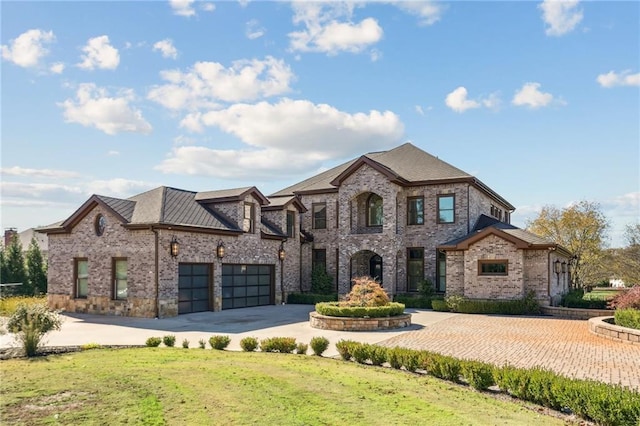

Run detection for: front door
[[369, 255, 382, 284]]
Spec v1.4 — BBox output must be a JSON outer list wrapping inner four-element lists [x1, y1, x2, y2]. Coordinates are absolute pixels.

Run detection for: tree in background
[[26, 237, 47, 295], [526, 201, 609, 289], [608, 224, 640, 286], [3, 235, 26, 292]]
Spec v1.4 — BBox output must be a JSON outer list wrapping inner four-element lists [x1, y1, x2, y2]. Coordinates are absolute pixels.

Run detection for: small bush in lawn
[[209, 335, 231, 350], [429, 354, 461, 382], [614, 308, 640, 330], [81, 342, 102, 351], [240, 337, 259, 352], [296, 342, 308, 355], [145, 337, 162, 347], [198, 339, 206, 349], [310, 336, 330, 356], [182, 339, 189, 349], [369, 346, 387, 366], [351, 343, 370, 364], [400, 348, 421, 372], [462, 361, 495, 391], [163, 335, 176, 347], [335, 339, 356, 361], [609, 287, 640, 310], [259, 337, 297, 353], [7, 302, 62, 357], [387, 347, 403, 369]]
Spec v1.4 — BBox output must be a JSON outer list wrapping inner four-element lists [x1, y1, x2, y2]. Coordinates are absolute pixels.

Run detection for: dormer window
[[367, 194, 383, 227], [243, 202, 254, 233]]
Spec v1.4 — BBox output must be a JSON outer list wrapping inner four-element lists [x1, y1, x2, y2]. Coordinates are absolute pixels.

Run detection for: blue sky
[[1, 0, 638, 247]]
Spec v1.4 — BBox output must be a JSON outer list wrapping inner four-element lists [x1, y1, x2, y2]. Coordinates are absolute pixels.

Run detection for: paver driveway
[[377, 313, 640, 391]]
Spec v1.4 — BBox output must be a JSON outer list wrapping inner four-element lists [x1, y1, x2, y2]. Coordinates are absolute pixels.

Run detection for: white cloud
[[1, 29, 55, 68], [50, 62, 65, 74], [370, 48, 382, 62], [246, 19, 266, 40], [415, 105, 424, 116], [0, 182, 84, 202], [597, 70, 640, 88], [539, 0, 583, 36], [512, 82, 556, 109], [393, 1, 444, 26], [0, 166, 81, 179], [170, 0, 195, 17], [153, 39, 178, 59], [85, 178, 156, 198], [107, 150, 120, 156], [58, 83, 152, 135], [289, 2, 383, 55], [201, 2, 215, 12], [180, 98, 403, 151], [147, 56, 294, 110], [77, 35, 120, 70], [482, 92, 502, 110], [445, 87, 480, 113]]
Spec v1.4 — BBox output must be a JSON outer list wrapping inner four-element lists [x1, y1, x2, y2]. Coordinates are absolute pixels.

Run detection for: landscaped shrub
[[442, 292, 540, 315], [400, 348, 421, 372], [315, 302, 405, 318], [428, 354, 461, 382], [335, 339, 356, 361], [343, 277, 390, 307], [287, 293, 338, 304], [198, 339, 206, 349], [394, 294, 431, 309], [209, 335, 231, 350], [259, 337, 297, 353], [80, 342, 102, 351], [240, 336, 259, 352], [295, 342, 308, 355], [614, 308, 640, 330], [6, 302, 62, 357], [145, 337, 162, 347], [311, 265, 334, 295], [0, 295, 46, 316], [163, 335, 176, 347], [431, 299, 449, 312], [461, 361, 495, 391], [387, 347, 403, 369], [351, 343, 370, 364], [609, 286, 640, 310], [309, 336, 330, 356], [182, 339, 190, 349], [562, 289, 609, 309], [369, 346, 387, 366]]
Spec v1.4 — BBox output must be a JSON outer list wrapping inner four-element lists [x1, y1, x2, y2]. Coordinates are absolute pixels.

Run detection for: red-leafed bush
[[607, 286, 640, 310], [342, 277, 390, 307]]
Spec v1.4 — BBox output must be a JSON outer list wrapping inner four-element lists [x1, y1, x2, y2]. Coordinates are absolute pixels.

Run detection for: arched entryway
[[350, 250, 383, 286]]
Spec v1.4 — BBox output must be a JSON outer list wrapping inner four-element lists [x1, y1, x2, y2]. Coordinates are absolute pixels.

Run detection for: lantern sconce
[[554, 259, 561, 275], [216, 240, 226, 259], [278, 242, 286, 262], [561, 261, 567, 274], [170, 237, 179, 257]]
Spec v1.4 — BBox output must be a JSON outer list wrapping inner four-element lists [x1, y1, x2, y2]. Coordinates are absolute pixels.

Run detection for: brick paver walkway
[[377, 314, 640, 390]]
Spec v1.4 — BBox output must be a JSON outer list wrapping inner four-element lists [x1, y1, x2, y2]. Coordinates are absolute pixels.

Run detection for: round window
[[95, 214, 106, 236]]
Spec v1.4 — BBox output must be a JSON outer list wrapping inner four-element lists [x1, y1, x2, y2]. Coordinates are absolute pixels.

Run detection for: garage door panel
[[192, 276, 208, 287], [178, 263, 211, 315], [222, 263, 273, 310]]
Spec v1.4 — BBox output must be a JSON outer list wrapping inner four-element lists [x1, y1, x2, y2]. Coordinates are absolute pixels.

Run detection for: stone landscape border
[[588, 316, 640, 345], [309, 311, 411, 331], [540, 306, 613, 320]]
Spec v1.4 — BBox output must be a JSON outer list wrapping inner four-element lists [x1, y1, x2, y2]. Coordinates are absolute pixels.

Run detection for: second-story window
[[437, 194, 455, 224], [407, 197, 424, 225], [286, 210, 295, 238], [312, 203, 326, 229], [243, 202, 254, 233], [367, 193, 383, 227]]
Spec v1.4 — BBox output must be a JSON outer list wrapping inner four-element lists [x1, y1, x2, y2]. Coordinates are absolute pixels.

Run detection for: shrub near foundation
[[315, 302, 405, 318], [614, 308, 640, 330]]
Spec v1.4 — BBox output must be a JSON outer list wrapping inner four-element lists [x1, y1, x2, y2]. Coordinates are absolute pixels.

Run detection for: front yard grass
[[0, 348, 568, 425]]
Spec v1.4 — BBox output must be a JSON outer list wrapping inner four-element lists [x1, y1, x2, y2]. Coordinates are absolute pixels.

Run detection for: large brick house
[[39, 143, 571, 317]]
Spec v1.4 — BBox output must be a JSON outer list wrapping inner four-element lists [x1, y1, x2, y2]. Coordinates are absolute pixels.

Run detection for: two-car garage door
[[178, 263, 274, 314]]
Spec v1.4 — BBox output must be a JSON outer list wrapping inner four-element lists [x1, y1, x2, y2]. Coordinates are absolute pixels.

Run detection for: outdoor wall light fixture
[[561, 261, 567, 274], [170, 237, 179, 257], [278, 242, 286, 262], [554, 259, 561, 275], [216, 240, 225, 259]]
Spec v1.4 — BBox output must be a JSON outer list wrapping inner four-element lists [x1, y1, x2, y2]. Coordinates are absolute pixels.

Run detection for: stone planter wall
[[540, 306, 613, 321], [588, 316, 640, 345], [309, 311, 411, 331]]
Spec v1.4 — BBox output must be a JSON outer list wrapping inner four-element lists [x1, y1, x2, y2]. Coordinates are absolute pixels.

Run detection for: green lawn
[[583, 288, 621, 301], [0, 348, 567, 425]]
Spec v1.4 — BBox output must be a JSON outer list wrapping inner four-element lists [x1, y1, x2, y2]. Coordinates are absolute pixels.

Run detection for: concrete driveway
[[2, 305, 638, 390]]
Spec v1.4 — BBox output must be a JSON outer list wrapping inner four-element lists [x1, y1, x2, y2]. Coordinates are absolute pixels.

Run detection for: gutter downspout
[[152, 227, 160, 318], [466, 185, 470, 234]]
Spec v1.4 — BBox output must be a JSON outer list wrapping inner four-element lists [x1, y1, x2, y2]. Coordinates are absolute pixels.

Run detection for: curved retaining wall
[[309, 311, 411, 331], [588, 316, 640, 345], [540, 306, 613, 320]]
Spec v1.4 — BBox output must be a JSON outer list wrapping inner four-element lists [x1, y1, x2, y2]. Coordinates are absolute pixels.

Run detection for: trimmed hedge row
[[615, 308, 640, 330], [393, 294, 432, 309], [431, 294, 540, 315], [334, 340, 640, 426], [287, 293, 338, 304], [561, 289, 609, 310], [315, 302, 405, 318]]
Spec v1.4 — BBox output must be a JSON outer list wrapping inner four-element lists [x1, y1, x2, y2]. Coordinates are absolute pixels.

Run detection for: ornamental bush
[[145, 337, 162, 347], [309, 336, 329, 356], [310, 265, 334, 295], [394, 294, 432, 309], [295, 342, 308, 355], [431, 299, 449, 312], [240, 336, 259, 352], [335, 339, 357, 361], [608, 286, 640, 310], [343, 277, 390, 307], [259, 337, 297, 353], [461, 361, 495, 391], [614, 308, 640, 330], [163, 335, 176, 347], [315, 302, 405, 318], [209, 335, 231, 350], [7, 303, 62, 357]]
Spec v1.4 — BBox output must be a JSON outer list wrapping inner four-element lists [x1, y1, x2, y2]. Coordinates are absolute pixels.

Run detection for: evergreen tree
[[0, 245, 7, 285], [26, 237, 47, 295], [4, 235, 26, 294]]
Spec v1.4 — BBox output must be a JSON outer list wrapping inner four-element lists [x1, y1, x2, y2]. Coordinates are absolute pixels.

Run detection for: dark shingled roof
[[272, 143, 473, 196], [96, 195, 136, 222]]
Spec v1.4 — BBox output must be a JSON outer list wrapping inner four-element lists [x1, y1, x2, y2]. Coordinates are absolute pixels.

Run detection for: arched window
[[367, 193, 383, 226]]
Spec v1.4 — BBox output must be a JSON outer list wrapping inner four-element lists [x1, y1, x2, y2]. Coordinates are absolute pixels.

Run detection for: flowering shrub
[[608, 287, 640, 310], [342, 277, 390, 307]]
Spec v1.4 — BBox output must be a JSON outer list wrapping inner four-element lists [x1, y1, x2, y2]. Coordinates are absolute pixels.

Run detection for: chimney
[[4, 228, 17, 247]]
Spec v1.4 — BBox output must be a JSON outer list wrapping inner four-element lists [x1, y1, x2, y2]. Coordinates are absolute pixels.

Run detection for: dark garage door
[[222, 264, 274, 310], [178, 263, 211, 314]]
